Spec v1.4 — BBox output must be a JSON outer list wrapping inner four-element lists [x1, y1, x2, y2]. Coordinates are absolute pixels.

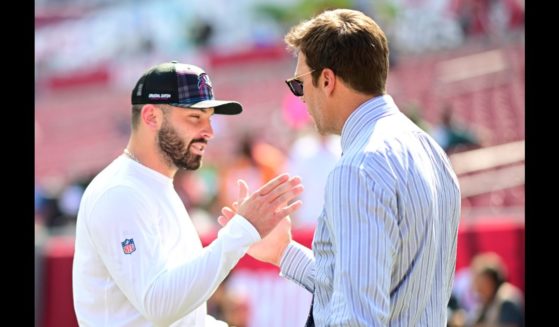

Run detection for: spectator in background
[[35, 181, 66, 230], [402, 102, 432, 133], [431, 105, 481, 154], [206, 274, 230, 323], [58, 182, 85, 222], [218, 133, 285, 211], [189, 18, 215, 48], [454, 0, 525, 42], [72, 61, 303, 326], [35, 184, 46, 223], [174, 170, 216, 235], [453, 265, 480, 322], [447, 293, 467, 327], [207, 274, 250, 327], [285, 131, 341, 228], [469, 252, 524, 327], [222, 291, 250, 327]]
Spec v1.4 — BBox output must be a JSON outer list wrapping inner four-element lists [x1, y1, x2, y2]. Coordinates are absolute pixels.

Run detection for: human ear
[[141, 104, 162, 129], [322, 68, 336, 95]]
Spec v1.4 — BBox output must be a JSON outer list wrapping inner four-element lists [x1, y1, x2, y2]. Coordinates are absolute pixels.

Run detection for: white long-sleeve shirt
[[73, 155, 260, 327], [280, 95, 461, 326]]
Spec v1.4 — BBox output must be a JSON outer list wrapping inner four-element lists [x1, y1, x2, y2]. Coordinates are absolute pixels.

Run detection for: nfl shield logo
[[121, 238, 136, 254]]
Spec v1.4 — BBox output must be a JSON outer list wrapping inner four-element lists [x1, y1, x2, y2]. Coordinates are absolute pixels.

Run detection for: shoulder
[[83, 184, 155, 225], [84, 174, 149, 205], [328, 155, 396, 198], [497, 283, 524, 305], [82, 159, 156, 211]]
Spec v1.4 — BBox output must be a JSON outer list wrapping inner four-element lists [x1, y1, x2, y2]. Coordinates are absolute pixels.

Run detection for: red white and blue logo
[[121, 238, 136, 255]]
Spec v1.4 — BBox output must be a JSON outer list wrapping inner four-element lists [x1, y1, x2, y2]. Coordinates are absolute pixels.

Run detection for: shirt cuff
[[279, 241, 315, 292], [224, 213, 261, 245], [213, 214, 261, 268]]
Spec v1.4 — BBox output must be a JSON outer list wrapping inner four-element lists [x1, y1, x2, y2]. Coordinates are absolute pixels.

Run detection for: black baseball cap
[[131, 61, 242, 115]]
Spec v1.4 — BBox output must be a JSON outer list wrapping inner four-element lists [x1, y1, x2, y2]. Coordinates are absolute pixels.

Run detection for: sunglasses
[[285, 70, 315, 97]]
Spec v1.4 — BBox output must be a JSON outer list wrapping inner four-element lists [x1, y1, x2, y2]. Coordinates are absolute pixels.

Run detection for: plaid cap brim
[[173, 100, 243, 115]]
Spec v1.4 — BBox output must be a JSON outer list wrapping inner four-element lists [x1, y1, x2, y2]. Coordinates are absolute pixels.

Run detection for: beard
[[157, 120, 206, 170]]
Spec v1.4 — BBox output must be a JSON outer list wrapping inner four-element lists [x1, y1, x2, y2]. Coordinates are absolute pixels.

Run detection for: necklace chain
[[124, 148, 141, 164]]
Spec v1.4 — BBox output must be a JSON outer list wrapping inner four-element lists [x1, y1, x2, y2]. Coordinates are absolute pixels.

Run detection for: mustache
[[189, 138, 208, 145]]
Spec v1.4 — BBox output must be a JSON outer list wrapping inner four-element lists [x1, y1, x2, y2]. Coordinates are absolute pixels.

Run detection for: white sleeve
[[205, 314, 229, 326], [86, 186, 259, 326]]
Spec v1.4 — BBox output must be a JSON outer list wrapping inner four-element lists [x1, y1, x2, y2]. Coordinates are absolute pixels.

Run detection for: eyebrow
[[187, 108, 215, 115]]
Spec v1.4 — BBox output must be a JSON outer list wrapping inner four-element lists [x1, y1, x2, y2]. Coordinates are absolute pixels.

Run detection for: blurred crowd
[[34, 102, 488, 236], [34, 127, 342, 235]]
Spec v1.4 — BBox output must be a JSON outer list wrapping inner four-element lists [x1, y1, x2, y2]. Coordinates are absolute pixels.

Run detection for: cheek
[[309, 95, 323, 116], [184, 136, 195, 147], [175, 124, 192, 141], [304, 92, 316, 109]]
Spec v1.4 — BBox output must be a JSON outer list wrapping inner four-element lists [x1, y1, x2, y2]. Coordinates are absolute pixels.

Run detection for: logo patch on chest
[[121, 238, 136, 254]]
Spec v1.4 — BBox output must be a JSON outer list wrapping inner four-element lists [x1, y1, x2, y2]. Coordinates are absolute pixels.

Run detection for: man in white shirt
[[285, 132, 341, 227], [72, 61, 304, 327], [221, 9, 461, 326]]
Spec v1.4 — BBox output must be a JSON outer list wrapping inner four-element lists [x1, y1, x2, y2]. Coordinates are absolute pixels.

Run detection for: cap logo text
[[148, 93, 171, 99]]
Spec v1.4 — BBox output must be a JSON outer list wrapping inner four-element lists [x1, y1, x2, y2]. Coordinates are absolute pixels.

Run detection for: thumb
[[237, 179, 249, 200]]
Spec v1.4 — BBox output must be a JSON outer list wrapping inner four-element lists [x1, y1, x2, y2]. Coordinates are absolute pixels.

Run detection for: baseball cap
[[131, 61, 242, 115]]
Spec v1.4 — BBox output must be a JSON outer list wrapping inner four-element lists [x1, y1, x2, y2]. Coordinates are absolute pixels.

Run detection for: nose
[[201, 119, 214, 140]]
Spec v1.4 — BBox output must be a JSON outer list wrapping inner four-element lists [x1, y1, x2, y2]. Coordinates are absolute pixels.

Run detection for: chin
[[183, 158, 203, 170], [314, 123, 326, 135]]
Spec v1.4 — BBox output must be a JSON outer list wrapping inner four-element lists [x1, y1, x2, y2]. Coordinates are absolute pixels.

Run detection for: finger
[[221, 206, 236, 219], [274, 200, 303, 218], [218, 212, 235, 226], [232, 201, 239, 211], [276, 216, 292, 227], [265, 176, 302, 203], [238, 179, 249, 200], [270, 185, 304, 207], [256, 173, 290, 196], [260, 176, 301, 203]]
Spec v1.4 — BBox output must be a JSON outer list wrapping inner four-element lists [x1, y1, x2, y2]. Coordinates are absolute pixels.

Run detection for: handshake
[[217, 173, 304, 266]]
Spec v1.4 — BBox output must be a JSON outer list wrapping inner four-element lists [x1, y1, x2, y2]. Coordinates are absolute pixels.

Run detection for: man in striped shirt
[[221, 8, 461, 326]]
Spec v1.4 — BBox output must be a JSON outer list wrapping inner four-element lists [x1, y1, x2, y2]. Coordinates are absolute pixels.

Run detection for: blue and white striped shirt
[[280, 95, 461, 326]]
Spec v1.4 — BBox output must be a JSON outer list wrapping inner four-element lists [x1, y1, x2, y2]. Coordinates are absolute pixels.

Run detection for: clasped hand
[[217, 173, 302, 266]]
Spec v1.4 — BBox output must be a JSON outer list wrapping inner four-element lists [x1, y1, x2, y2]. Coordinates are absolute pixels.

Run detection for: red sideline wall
[[39, 218, 524, 327]]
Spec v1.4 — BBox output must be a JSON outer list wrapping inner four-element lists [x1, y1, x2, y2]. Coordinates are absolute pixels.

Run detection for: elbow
[[142, 306, 179, 327], [141, 290, 182, 326]]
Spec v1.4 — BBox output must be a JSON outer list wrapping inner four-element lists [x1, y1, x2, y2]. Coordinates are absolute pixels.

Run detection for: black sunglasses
[[285, 70, 315, 97]]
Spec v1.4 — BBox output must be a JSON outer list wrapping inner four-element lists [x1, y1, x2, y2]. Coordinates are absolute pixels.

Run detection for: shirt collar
[[121, 154, 174, 186], [340, 94, 399, 152]]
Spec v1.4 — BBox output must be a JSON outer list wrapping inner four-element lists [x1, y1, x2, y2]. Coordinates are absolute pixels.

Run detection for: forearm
[[279, 241, 315, 292], [141, 214, 259, 325]]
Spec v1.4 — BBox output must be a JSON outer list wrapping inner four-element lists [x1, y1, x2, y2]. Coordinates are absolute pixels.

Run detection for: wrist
[[273, 241, 291, 267]]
